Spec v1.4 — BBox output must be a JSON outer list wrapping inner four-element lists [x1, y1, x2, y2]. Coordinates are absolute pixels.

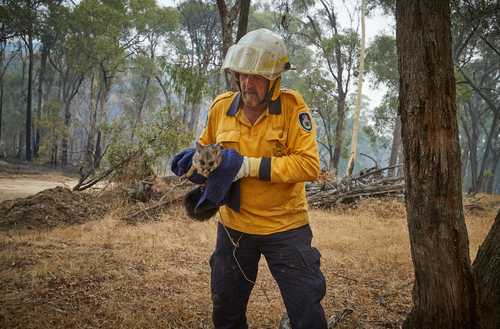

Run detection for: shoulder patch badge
[[298, 112, 313, 132]]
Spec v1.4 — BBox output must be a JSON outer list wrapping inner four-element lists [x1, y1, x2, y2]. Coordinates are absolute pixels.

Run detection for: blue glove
[[171, 148, 206, 184], [171, 148, 244, 215]]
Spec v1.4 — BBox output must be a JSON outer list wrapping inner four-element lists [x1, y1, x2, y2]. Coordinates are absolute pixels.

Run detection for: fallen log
[[306, 165, 405, 208], [308, 183, 405, 207]]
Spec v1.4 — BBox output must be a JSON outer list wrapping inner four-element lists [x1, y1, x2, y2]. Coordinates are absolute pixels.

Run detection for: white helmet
[[222, 28, 290, 81]]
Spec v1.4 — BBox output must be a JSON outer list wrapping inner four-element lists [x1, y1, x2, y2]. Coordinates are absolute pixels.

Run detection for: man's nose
[[244, 77, 256, 88]]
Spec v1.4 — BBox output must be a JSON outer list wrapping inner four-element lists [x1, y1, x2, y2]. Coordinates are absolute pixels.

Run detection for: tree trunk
[[476, 112, 499, 192], [236, 0, 250, 42], [461, 146, 470, 191], [155, 74, 171, 111], [473, 209, 500, 329], [132, 76, 151, 139], [61, 101, 71, 167], [34, 44, 48, 158], [464, 102, 479, 192], [396, 0, 479, 328], [85, 73, 97, 168], [51, 142, 58, 167], [216, 0, 237, 59], [216, 0, 240, 90], [0, 37, 4, 143], [495, 163, 500, 194], [485, 159, 498, 193], [93, 130, 102, 169], [0, 68, 3, 143], [17, 132, 23, 159], [25, 34, 33, 161], [331, 94, 346, 175], [92, 66, 111, 170], [188, 101, 201, 132], [346, 0, 366, 177], [388, 116, 402, 176]]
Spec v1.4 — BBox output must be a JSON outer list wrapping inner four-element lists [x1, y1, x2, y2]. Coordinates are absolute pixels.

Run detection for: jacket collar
[[226, 92, 281, 116]]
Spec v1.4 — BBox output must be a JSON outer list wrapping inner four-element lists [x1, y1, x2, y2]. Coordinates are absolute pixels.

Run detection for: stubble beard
[[242, 92, 264, 108]]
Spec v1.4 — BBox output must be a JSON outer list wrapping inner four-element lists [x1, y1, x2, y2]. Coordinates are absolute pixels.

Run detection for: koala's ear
[[195, 141, 203, 151]]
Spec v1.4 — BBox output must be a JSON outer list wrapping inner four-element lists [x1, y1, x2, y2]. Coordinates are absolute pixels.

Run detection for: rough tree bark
[[396, 0, 479, 328], [216, 0, 251, 90], [236, 0, 250, 42], [473, 209, 500, 329], [216, 0, 239, 60]]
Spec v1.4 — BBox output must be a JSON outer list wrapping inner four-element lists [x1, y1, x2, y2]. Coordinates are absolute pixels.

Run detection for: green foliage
[[366, 0, 395, 16], [365, 34, 397, 87], [372, 89, 398, 136], [168, 64, 208, 105], [71, 0, 129, 72], [2, 0, 41, 38], [321, 31, 360, 62], [35, 100, 67, 163], [248, 9, 275, 31], [483, 169, 494, 178], [455, 68, 474, 105], [130, 0, 179, 35], [104, 107, 193, 180]]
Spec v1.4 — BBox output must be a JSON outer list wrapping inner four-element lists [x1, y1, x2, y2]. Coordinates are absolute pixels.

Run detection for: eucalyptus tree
[[71, 0, 141, 169], [300, 67, 338, 169], [452, 0, 500, 193], [45, 3, 95, 166], [165, 0, 221, 131], [126, 0, 178, 137], [32, 0, 62, 157], [365, 34, 401, 174], [216, 0, 251, 88], [0, 32, 21, 145], [346, 0, 366, 176], [0, 45, 26, 157], [289, 0, 359, 174], [2, 0, 46, 161], [396, 0, 479, 327]]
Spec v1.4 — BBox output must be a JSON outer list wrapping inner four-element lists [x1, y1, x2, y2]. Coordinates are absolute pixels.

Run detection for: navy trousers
[[210, 223, 327, 329]]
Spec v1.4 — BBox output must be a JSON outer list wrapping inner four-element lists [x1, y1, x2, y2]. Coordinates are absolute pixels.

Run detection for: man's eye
[[209, 161, 214, 166], [200, 160, 205, 165]]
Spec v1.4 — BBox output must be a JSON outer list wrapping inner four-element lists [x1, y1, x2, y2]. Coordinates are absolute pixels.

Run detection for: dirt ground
[[0, 172, 498, 329], [0, 173, 78, 202]]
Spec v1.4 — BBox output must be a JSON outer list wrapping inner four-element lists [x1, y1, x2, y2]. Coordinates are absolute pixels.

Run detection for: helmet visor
[[222, 44, 289, 80]]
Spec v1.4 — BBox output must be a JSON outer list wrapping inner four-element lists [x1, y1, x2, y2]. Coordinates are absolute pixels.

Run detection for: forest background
[[0, 0, 498, 194]]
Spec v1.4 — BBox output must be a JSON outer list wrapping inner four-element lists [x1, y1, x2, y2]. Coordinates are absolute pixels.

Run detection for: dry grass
[[0, 196, 497, 329]]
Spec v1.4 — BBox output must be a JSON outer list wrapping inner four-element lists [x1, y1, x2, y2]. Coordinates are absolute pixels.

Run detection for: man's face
[[239, 73, 269, 108]]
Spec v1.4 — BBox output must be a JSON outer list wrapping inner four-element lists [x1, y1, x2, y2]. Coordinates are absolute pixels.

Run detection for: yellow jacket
[[199, 88, 320, 235]]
